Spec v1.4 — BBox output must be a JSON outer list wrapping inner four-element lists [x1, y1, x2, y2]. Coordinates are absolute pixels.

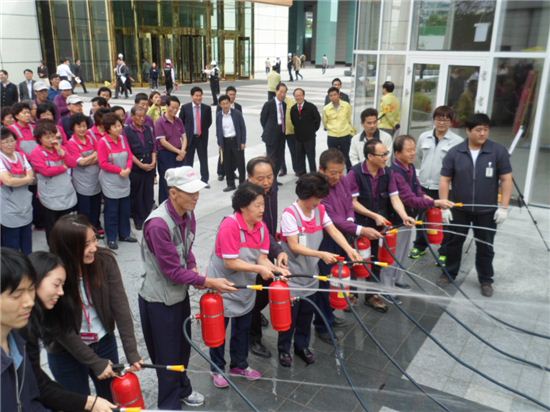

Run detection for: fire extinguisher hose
[[182, 317, 260, 412], [418, 212, 550, 341], [299, 296, 371, 412], [370, 237, 550, 410], [342, 291, 451, 412]]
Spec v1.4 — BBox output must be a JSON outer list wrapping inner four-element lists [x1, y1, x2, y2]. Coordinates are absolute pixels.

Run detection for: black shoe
[[119, 236, 137, 243], [204, 184, 211, 189], [276, 181, 283, 186], [481, 283, 493, 297], [223, 186, 236, 192], [278, 352, 292, 367], [436, 274, 451, 288], [315, 330, 341, 344], [279, 170, 287, 177], [260, 313, 269, 328], [250, 341, 272, 358], [217, 175, 224, 181], [332, 316, 350, 328], [134, 223, 143, 231], [294, 348, 315, 365], [107, 241, 118, 250], [395, 282, 411, 289]]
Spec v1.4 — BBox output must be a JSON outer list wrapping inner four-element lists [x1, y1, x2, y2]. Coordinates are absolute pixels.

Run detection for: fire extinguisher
[[426, 208, 443, 245], [352, 237, 371, 279], [269, 279, 292, 332], [378, 230, 397, 265], [198, 291, 226, 348], [111, 371, 145, 408], [329, 256, 351, 310]]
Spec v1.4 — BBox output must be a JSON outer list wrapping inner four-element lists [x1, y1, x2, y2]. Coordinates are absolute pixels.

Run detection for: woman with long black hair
[[45, 214, 142, 401]]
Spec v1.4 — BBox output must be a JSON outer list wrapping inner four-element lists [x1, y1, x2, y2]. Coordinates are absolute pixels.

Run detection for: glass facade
[[353, 0, 550, 205], [37, 0, 254, 84]]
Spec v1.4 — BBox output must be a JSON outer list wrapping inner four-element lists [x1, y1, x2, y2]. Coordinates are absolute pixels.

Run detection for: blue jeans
[[158, 150, 185, 203], [1, 224, 32, 255], [210, 312, 253, 372], [76, 192, 102, 229], [103, 195, 131, 242], [47, 333, 119, 401]]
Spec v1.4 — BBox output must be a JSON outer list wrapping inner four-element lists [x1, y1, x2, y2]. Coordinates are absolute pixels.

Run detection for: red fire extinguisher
[[353, 237, 371, 279], [426, 208, 444, 245], [378, 230, 397, 265], [269, 279, 292, 332], [329, 256, 351, 310], [198, 291, 226, 348], [111, 371, 145, 408]]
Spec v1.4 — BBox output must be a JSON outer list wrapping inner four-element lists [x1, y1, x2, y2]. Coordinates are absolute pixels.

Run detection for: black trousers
[[210, 312, 253, 371], [115, 77, 127, 98], [42, 207, 73, 245], [294, 137, 316, 175], [277, 298, 314, 353], [130, 167, 155, 227], [185, 135, 210, 183], [280, 134, 297, 175], [139, 296, 192, 409], [249, 275, 272, 342], [210, 80, 219, 105], [223, 138, 245, 187], [413, 187, 449, 255], [265, 132, 286, 177], [327, 135, 352, 170], [445, 210, 496, 284]]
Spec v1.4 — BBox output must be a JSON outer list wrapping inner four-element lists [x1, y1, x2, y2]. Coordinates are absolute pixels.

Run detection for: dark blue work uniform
[[440, 139, 512, 284]]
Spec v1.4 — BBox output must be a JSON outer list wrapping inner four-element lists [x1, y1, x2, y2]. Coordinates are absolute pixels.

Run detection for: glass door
[[238, 37, 250, 78], [402, 56, 489, 138]]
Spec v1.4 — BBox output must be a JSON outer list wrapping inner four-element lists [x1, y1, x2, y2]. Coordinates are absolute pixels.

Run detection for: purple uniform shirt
[[154, 114, 185, 151], [53, 94, 69, 119], [321, 176, 362, 237], [347, 162, 397, 199], [390, 159, 434, 209], [143, 200, 206, 286], [125, 111, 154, 129]]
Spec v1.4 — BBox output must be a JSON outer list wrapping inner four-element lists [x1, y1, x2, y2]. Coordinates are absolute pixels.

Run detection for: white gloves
[[441, 209, 453, 224], [494, 207, 508, 225]]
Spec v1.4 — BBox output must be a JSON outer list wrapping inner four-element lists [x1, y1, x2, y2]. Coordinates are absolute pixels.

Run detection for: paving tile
[[465, 384, 514, 412]]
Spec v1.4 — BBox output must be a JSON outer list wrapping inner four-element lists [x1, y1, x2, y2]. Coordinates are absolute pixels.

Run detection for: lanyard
[[80, 278, 93, 332]]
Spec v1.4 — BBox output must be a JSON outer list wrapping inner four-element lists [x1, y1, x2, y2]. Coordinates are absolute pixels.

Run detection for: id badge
[[81, 332, 99, 344], [485, 162, 494, 178]]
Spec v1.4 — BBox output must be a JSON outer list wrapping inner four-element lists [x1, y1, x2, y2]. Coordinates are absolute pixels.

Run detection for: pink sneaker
[[229, 366, 262, 381], [211, 373, 229, 389]]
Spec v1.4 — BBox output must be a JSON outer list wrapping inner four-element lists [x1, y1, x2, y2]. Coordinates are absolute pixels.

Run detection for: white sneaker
[[182, 390, 205, 407]]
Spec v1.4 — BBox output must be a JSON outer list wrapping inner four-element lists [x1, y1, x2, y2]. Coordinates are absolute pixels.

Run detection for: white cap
[[66, 95, 83, 104], [165, 166, 206, 193], [165, 59, 171, 64], [210, 60, 217, 66], [59, 80, 72, 90], [33, 81, 48, 91]]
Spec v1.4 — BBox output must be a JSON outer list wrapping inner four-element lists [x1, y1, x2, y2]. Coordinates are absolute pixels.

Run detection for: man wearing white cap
[[203, 60, 220, 106], [139, 166, 236, 409], [33, 81, 49, 107], [53, 80, 73, 118], [60, 95, 91, 137]]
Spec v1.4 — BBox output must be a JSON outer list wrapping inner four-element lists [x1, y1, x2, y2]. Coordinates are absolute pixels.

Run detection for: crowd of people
[[0, 62, 513, 411]]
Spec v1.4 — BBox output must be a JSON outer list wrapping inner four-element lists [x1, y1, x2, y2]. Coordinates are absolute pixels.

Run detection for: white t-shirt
[[222, 112, 237, 137], [0, 151, 31, 172], [281, 201, 332, 237], [470, 149, 480, 166]]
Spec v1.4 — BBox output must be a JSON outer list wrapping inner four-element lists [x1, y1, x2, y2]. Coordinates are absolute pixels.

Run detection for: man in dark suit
[[260, 82, 287, 177], [216, 86, 242, 181], [18, 69, 36, 101], [0, 70, 19, 107], [323, 77, 350, 105], [216, 94, 246, 192], [180, 86, 213, 187], [290, 88, 321, 176]]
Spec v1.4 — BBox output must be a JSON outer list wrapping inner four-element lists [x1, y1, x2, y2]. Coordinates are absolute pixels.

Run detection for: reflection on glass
[[532, 81, 549, 205], [240, 38, 250, 77], [71, 1, 93, 81], [224, 0, 236, 30], [497, 1, 550, 52], [211, 1, 218, 30], [381, 0, 410, 50], [137, 2, 158, 26], [357, 0, 381, 50], [90, 0, 111, 81], [353, 54, 377, 126], [445, 65, 479, 127], [244, 3, 252, 37], [378, 55, 405, 105], [413, 0, 495, 51], [305, 11, 314, 38], [490, 58, 543, 193], [52, 1, 72, 60], [409, 64, 439, 137], [224, 39, 235, 75]]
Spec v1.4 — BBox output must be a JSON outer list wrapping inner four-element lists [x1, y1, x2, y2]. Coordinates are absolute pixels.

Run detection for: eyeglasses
[[372, 151, 390, 158], [435, 117, 451, 122]]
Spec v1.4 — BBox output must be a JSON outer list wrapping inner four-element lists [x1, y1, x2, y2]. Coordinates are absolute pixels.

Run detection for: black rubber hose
[[374, 237, 550, 410], [300, 296, 371, 412], [182, 317, 260, 412]]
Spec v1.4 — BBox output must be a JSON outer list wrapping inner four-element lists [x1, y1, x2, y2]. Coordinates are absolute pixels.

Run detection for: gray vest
[[36, 150, 77, 211], [0, 152, 33, 227], [139, 201, 193, 306], [12, 123, 37, 155], [71, 138, 101, 196], [281, 205, 324, 298], [207, 215, 265, 318], [98, 136, 130, 199]]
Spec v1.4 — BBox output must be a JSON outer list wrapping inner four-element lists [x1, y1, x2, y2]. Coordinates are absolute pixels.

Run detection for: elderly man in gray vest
[[138, 166, 235, 410]]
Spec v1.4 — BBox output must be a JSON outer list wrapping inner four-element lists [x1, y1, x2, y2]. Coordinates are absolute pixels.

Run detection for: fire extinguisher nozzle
[[167, 365, 185, 372], [374, 261, 389, 267], [415, 220, 423, 225], [315, 275, 329, 282], [388, 228, 399, 235], [454, 202, 464, 207], [247, 284, 264, 291]]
